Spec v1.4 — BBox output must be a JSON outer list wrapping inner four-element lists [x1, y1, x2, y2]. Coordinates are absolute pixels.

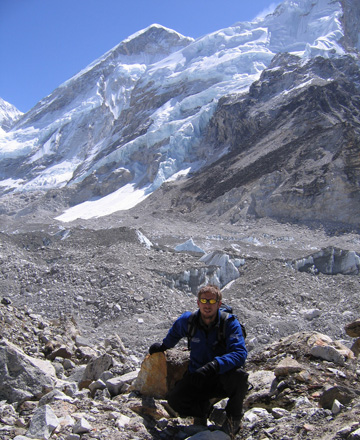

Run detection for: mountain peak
[[0, 98, 23, 132], [115, 23, 193, 59]]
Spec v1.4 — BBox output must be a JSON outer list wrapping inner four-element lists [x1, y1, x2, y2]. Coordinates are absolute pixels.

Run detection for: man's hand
[[195, 360, 219, 379], [149, 343, 167, 355]]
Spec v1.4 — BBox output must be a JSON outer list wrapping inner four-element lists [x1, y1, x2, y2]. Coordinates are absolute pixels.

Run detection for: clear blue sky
[[0, 0, 279, 113]]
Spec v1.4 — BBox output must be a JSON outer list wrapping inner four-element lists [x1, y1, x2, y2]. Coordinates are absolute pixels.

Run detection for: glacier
[[0, 0, 357, 222]]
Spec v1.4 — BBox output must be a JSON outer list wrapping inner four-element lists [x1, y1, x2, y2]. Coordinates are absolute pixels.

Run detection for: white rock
[[73, 417, 92, 434], [115, 414, 131, 428], [310, 345, 345, 366], [332, 399, 343, 415]]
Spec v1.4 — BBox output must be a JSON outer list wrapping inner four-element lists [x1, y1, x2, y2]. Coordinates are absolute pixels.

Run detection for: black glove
[[149, 342, 167, 355], [194, 360, 219, 379]]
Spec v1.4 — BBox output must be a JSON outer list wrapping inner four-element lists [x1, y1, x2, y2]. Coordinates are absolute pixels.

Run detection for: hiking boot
[[221, 416, 241, 436], [193, 416, 207, 426]]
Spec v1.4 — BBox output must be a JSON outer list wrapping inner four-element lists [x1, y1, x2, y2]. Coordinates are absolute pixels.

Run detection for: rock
[[0, 339, 56, 403], [243, 407, 273, 425], [310, 344, 346, 366], [319, 385, 360, 409], [332, 399, 344, 415], [132, 352, 167, 398], [88, 378, 107, 394], [47, 345, 72, 360], [302, 308, 322, 320], [26, 404, 59, 439], [104, 334, 128, 355], [272, 407, 291, 419], [350, 338, 360, 357], [345, 319, 360, 338], [115, 413, 131, 428], [274, 356, 304, 376], [38, 389, 73, 406], [79, 353, 113, 389], [128, 396, 171, 420], [307, 333, 354, 365], [106, 370, 138, 396], [105, 377, 126, 396], [75, 345, 98, 361], [73, 417, 92, 434], [133, 349, 189, 399], [66, 435, 81, 440], [349, 428, 360, 439]]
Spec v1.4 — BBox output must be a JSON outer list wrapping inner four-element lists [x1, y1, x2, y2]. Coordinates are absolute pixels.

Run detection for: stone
[[133, 349, 189, 398], [26, 404, 59, 439], [88, 379, 107, 394], [38, 389, 73, 405], [350, 338, 360, 357], [73, 417, 92, 434], [79, 353, 113, 389], [105, 377, 126, 396], [47, 345, 72, 360], [128, 396, 170, 420], [332, 399, 344, 415], [302, 308, 322, 320], [310, 344, 350, 366], [0, 339, 56, 403], [133, 352, 167, 398], [345, 319, 360, 338], [115, 414, 131, 428], [274, 356, 303, 376], [66, 435, 81, 440], [349, 428, 360, 439], [319, 385, 360, 409], [272, 407, 291, 419]]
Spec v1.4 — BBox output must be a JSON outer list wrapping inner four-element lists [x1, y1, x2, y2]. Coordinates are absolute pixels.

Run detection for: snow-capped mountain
[[0, 0, 359, 226]]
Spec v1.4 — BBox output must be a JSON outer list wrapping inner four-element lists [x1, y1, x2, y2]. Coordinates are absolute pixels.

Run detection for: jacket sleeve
[[214, 317, 247, 374], [162, 311, 191, 349]]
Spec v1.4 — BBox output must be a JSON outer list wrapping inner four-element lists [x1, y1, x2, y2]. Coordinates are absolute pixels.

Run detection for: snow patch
[[55, 183, 151, 222]]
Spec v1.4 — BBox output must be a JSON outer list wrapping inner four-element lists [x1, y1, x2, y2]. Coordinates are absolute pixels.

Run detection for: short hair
[[197, 284, 222, 302]]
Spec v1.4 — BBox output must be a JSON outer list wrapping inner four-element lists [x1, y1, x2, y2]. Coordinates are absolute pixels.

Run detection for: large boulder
[[132, 349, 189, 399], [0, 339, 57, 403]]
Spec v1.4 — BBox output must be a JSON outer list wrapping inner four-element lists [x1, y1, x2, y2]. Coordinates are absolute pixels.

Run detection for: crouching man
[[149, 284, 248, 436]]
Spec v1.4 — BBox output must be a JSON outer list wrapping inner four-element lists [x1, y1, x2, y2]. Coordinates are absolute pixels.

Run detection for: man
[[149, 284, 248, 436]]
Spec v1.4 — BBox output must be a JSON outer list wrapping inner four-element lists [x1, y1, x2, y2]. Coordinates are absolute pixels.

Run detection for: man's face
[[197, 291, 221, 323]]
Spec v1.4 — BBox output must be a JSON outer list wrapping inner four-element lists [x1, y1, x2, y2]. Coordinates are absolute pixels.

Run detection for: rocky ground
[[1, 203, 360, 439]]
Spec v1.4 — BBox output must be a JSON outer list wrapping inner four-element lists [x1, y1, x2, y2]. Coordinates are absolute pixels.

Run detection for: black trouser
[[167, 367, 249, 419]]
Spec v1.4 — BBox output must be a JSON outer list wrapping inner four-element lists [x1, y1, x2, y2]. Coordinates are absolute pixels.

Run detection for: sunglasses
[[199, 298, 218, 304]]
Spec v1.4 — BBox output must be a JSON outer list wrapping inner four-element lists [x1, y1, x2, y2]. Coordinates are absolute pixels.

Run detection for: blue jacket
[[162, 310, 247, 374]]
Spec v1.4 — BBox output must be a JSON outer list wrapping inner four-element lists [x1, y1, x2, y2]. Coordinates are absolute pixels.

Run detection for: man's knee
[[221, 368, 249, 395]]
